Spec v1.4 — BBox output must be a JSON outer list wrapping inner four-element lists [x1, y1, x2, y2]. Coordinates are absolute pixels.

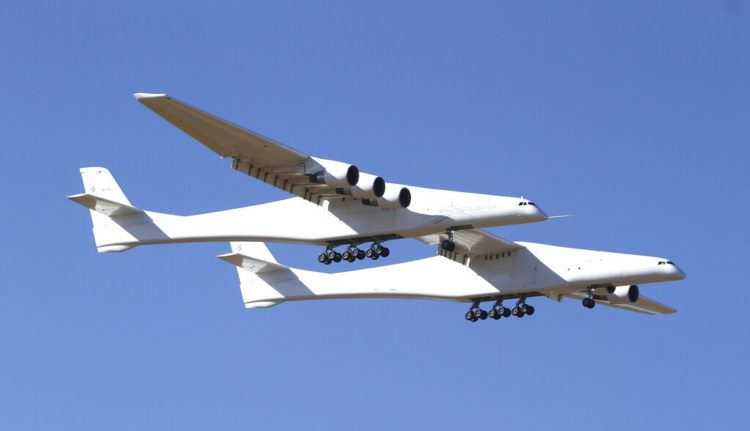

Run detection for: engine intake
[[309, 159, 359, 187], [343, 173, 386, 200], [607, 285, 639, 304], [373, 185, 411, 209]]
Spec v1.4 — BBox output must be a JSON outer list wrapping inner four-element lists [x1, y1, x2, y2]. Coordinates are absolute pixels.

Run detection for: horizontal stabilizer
[[217, 241, 288, 274], [68, 193, 141, 217], [217, 252, 288, 274]]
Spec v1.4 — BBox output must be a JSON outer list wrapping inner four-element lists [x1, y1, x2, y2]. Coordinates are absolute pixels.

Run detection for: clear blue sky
[[1, 1, 747, 429]]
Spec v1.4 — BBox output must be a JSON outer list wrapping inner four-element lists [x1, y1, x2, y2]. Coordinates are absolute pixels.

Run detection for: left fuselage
[[92, 187, 547, 250]]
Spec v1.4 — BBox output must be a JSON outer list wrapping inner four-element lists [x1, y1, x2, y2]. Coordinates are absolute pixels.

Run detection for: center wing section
[[417, 229, 524, 264], [135, 93, 410, 208]]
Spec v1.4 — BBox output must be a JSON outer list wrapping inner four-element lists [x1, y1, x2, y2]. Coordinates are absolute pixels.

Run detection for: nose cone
[[532, 205, 549, 222], [660, 261, 687, 281]]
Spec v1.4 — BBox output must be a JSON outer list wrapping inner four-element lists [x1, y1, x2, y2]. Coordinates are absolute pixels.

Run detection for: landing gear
[[488, 300, 508, 320], [511, 297, 534, 318], [318, 241, 391, 264], [465, 301, 485, 322], [441, 229, 456, 252], [465, 299, 533, 322], [582, 297, 595, 309]]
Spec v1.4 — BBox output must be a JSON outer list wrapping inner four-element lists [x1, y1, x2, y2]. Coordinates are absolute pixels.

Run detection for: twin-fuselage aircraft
[[69, 94, 685, 321]]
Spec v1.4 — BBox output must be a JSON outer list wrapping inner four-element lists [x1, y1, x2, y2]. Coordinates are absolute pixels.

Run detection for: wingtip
[[133, 92, 168, 101]]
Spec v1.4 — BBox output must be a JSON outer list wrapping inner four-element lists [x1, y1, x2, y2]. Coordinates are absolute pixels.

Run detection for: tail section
[[68, 167, 145, 252]]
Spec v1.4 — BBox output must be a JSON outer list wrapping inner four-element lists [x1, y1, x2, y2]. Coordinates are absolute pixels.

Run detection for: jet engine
[[375, 184, 412, 209], [309, 158, 359, 188], [340, 173, 386, 200], [606, 285, 639, 304]]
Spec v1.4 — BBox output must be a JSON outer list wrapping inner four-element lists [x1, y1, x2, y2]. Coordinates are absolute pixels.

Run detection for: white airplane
[[69, 93, 686, 318], [68, 93, 547, 263], [221, 230, 685, 318]]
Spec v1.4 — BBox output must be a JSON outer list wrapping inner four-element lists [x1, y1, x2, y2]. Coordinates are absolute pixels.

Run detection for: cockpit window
[[658, 260, 676, 265], [518, 201, 537, 206]]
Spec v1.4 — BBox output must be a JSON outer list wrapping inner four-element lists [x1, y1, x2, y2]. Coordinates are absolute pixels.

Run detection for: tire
[[479, 310, 488, 320], [333, 252, 342, 263], [488, 308, 497, 319], [465, 311, 474, 320], [441, 240, 455, 251], [380, 247, 390, 257], [325, 249, 335, 260], [318, 253, 327, 263], [502, 307, 511, 318], [473, 308, 483, 318], [323, 258, 332, 265], [365, 248, 374, 258], [525, 305, 535, 316], [357, 250, 366, 260]]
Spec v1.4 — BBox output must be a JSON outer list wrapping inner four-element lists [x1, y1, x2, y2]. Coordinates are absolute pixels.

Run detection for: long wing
[[134, 93, 358, 204], [417, 229, 524, 263], [564, 291, 676, 315]]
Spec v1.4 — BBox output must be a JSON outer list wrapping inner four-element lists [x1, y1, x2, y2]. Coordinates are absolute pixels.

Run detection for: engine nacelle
[[607, 285, 639, 304], [340, 173, 386, 200], [372, 184, 411, 209], [309, 158, 359, 188]]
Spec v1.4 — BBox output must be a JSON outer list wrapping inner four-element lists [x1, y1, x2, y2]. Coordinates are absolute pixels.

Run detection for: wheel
[[379, 247, 390, 257], [323, 258, 332, 265], [374, 245, 383, 254], [325, 249, 335, 260], [488, 308, 497, 319], [342, 251, 350, 260], [479, 310, 488, 320], [502, 307, 511, 318], [473, 308, 483, 318], [318, 253, 327, 263], [366, 248, 374, 258], [525, 305, 535, 316], [582, 298, 595, 309], [441, 239, 455, 251], [347, 255, 356, 263], [511, 306, 520, 316], [470, 316, 478, 322], [333, 252, 342, 263], [357, 249, 366, 260], [465, 310, 474, 320], [371, 254, 379, 260]]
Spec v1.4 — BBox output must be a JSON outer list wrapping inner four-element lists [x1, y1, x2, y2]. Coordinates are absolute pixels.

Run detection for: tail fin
[[218, 242, 296, 308], [68, 167, 143, 252]]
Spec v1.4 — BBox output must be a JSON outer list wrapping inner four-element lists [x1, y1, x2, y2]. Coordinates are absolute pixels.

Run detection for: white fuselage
[[92, 186, 547, 251], [238, 242, 685, 308]]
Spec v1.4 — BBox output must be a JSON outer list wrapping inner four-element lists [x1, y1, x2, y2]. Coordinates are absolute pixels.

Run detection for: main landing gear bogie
[[465, 299, 531, 323], [319, 243, 390, 264]]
